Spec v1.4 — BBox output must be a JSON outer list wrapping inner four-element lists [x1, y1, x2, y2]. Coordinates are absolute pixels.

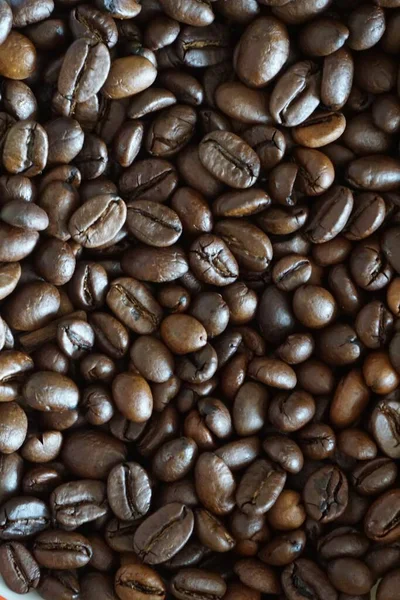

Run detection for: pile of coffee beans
[[0, 0, 400, 598]]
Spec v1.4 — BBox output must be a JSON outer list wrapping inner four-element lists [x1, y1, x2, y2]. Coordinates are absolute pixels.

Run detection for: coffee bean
[[0, 542, 40, 594], [199, 132, 260, 189], [282, 558, 338, 600], [370, 394, 400, 458], [33, 529, 92, 569], [119, 158, 178, 203], [171, 568, 226, 600], [115, 563, 166, 600], [58, 39, 110, 104], [126, 200, 182, 247], [133, 503, 194, 564], [50, 479, 107, 530], [0, 31, 37, 80], [68, 194, 126, 249], [377, 569, 400, 600], [236, 459, 286, 516], [62, 430, 127, 480], [214, 219, 273, 272], [0, 497, 50, 539], [249, 357, 297, 390], [106, 277, 163, 335], [195, 453, 235, 515], [103, 56, 156, 99], [121, 245, 189, 283], [146, 105, 197, 158], [38, 570, 80, 600], [303, 465, 348, 523], [107, 462, 151, 522], [23, 371, 79, 412]]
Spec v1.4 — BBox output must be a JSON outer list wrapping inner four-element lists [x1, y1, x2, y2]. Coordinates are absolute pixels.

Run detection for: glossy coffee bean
[[33, 529, 92, 569], [303, 465, 348, 523], [115, 563, 166, 600], [199, 131, 260, 189], [62, 429, 126, 480], [0, 497, 50, 540], [0, 542, 40, 594], [133, 503, 194, 565], [282, 558, 338, 600]]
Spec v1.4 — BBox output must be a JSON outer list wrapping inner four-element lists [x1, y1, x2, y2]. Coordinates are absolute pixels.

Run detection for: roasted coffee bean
[[103, 56, 156, 99], [22, 464, 65, 499], [199, 131, 260, 189], [50, 479, 107, 530], [364, 490, 400, 543], [112, 372, 153, 422], [195, 453, 235, 516], [126, 200, 182, 247], [107, 462, 151, 522], [106, 277, 163, 334], [33, 529, 92, 569], [133, 503, 194, 565], [21, 430, 63, 463], [115, 563, 166, 600], [0, 453, 24, 505], [57, 318, 95, 359], [171, 568, 226, 600], [37, 570, 80, 600], [0, 497, 50, 539], [270, 60, 321, 127], [23, 371, 79, 412], [62, 429, 126, 480], [146, 105, 196, 158], [282, 558, 338, 600], [236, 459, 286, 516], [171, 187, 213, 235], [121, 245, 189, 282], [303, 465, 348, 523], [268, 390, 315, 431], [68, 194, 126, 249], [249, 357, 297, 390], [3, 281, 60, 331], [58, 39, 110, 105], [0, 542, 40, 594], [234, 17, 288, 87], [189, 234, 239, 287]]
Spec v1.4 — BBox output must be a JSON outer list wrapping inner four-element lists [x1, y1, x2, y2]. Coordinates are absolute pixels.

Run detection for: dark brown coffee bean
[[121, 246, 189, 283], [106, 277, 163, 334], [115, 563, 166, 600], [33, 529, 92, 569], [126, 200, 182, 247], [303, 465, 348, 523], [195, 453, 235, 516], [0, 497, 50, 540], [0, 542, 40, 594], [189, 234, 239, 287], [62, 429, 126, 480], [59, 39, 110, 104], [37, 570, 80, 600], [234, 17, 289, 88], [69, 194, 127, 249], [236, 459, 286, 516], [107, 462, 151, 522], [199, 131, 260, 189], [133, 503, 194, 565], [50, 479, 107, 530]]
